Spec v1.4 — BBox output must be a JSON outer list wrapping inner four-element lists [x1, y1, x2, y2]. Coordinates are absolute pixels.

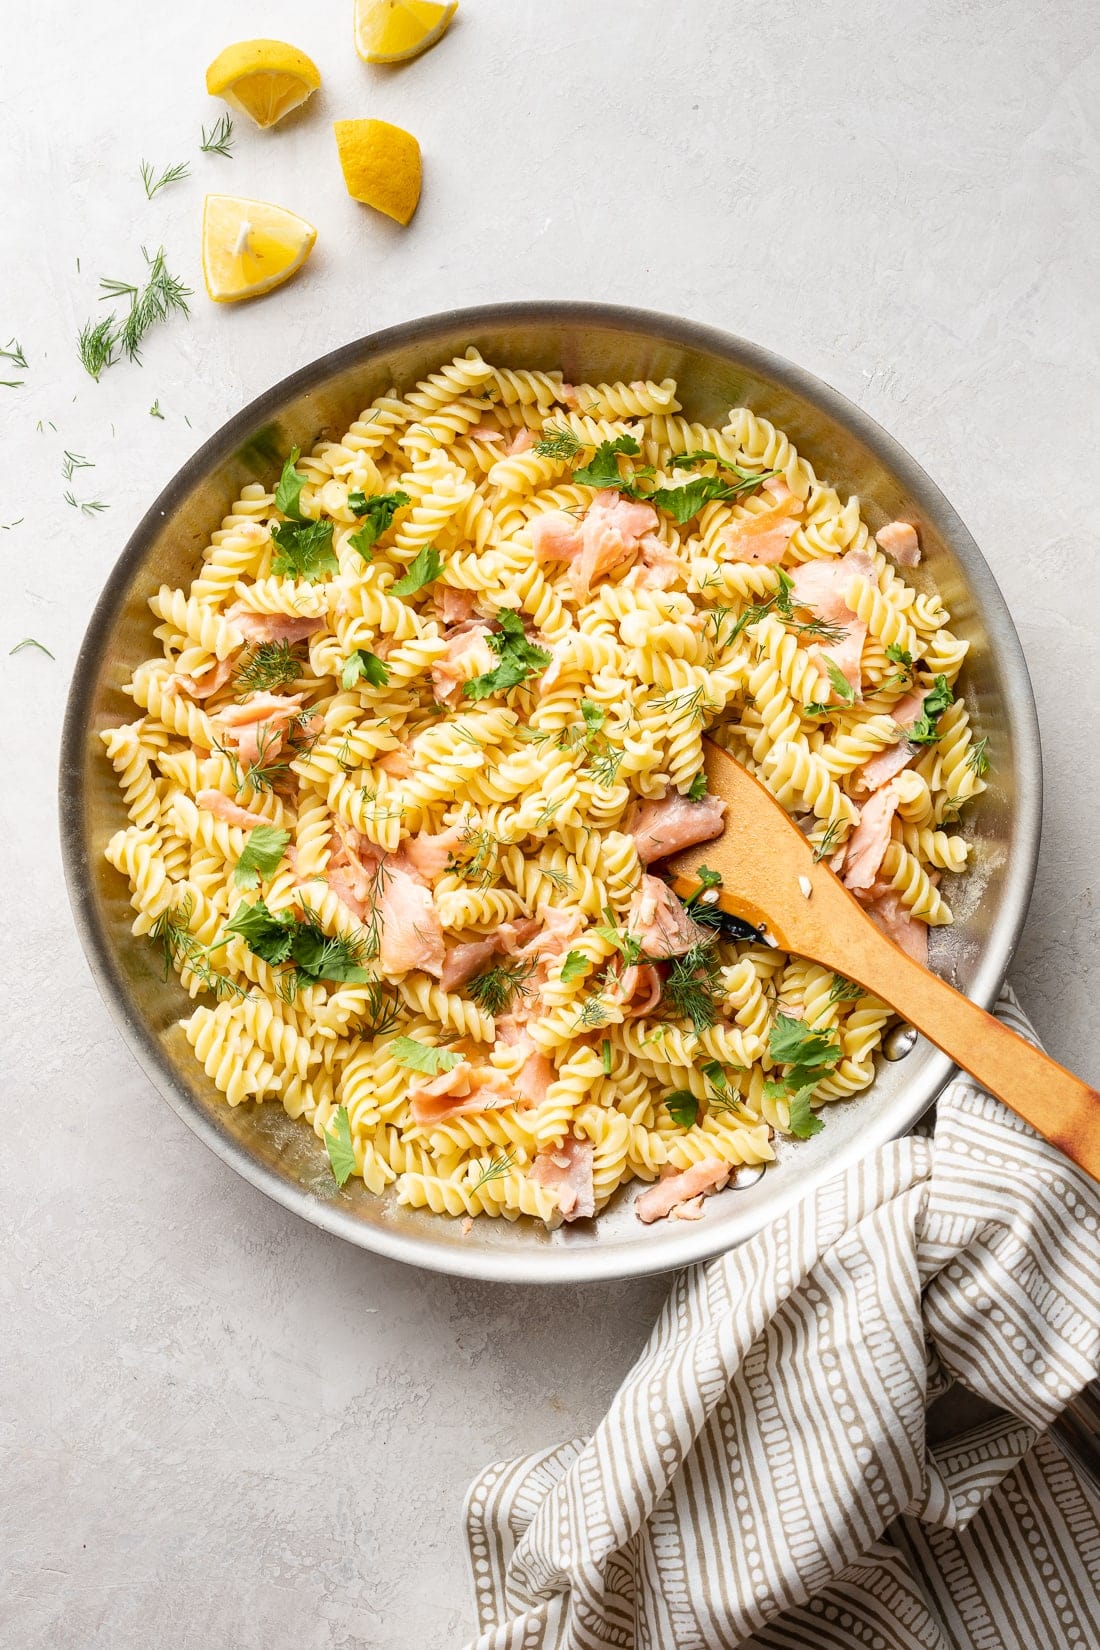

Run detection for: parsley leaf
[[560, 950, 589, 985], [665, 1090, 699, 1130], [233, 825, 291, 891], [764, 1012, 841, 1139], [825, 660, 857, 705], [909, 675, 954, 745], [885, 643, 913, 670], [391, 1035, 462, 1076], [785, 1082, 824, 1140], [572, 434, 643, 492], [341, 649, 390, 691], [225, 898, 295, 965], [346, 489, 411, 559], [271, 518, 338, 582], [580, 699, 606, 737], [687, 771, 708, 802], [391, 546, 443, 597], [463, 610, 551, 700], [325, 1104, 357, 1187], [225, 899, 371, 984], [695, 864, 722, 890], [274, 448, 308, 522], [648, 470, 774, 524]]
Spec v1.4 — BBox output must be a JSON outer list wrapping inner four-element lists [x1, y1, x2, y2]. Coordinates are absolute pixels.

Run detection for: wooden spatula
[[664, 739, 1100, 1182]]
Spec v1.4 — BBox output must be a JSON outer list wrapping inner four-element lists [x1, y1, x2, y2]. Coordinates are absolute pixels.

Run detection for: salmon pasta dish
[[102, 351, 988, 1227]]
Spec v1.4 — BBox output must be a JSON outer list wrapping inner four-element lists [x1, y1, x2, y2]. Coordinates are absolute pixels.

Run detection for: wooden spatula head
[[665, 739, 859, 966], [666, 739, 1100, 1183]]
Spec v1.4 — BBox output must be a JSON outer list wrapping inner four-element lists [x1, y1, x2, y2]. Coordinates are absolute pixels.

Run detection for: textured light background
[[2, 1, 1098, 1644]]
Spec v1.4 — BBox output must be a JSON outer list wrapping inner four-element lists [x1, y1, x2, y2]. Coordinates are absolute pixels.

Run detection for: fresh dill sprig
[[359, 977, 403, 1036], [199, 114, 235, 157], [827, 974, 863, 1006], [0, 337, 27, 386], [150, 894, 248, 1001], [468, 960, 535, 1017], [9, 637, 54, 658], [100, 245, 192, 363], [61, 450, 93, 482], [573, 995, 611, 1030], [653, 684, 716, 726], [234, 640, 302, 697], [966, 736, 989, 777], [77, 316, 118, 380], [533, 424, 583, 460], [63, 490, 108, 516], [471, 1151, 516, 1193], [812, 819, 844, 863], [661, 939, 721, 1033], [140, 158, 191, 199]]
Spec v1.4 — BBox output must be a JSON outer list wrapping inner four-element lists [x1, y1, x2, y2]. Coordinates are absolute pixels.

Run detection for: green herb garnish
[[825, 660, 857, 705], [534, 425, 583, 460], [9, 637, 54, 658], [325, 1105, 357, 1187], [63, 490, 108, 516], [271, 518, 338, 582], [341, 649, 390, 691], [649, 469, 776, 524], [347, 489, 411, 560], [966, 736, 989, 777], [391, 1035, 462, 1076], [233, 825, 291, 891], [200, 114, 235, 157], [391, 545, 443, 597], [661, 939, 720, 1033], [463, 610, 551, 700], [234, 640, 301, 697], [274, 448, 308, 521], [812, 819, 844, 863], [687, 771, 708, 802], [763, 1012, 841, 1139], [909, 676, 954, 745], [99, 245, 191, 363], [225, 898, 371, 985], [77, 317, 118, 381], [572, 434, 645, 493], [471, 1151, 515, 1192], [140, 158, 190, 199], [559, 950, 589, 985], [468, 960, 535, 1017], [665, 1090, 699, 1130], [601, 1039, 612, 1076]]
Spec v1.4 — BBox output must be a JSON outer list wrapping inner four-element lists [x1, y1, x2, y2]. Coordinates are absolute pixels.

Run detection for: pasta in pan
[[102, 351, 987, 1227]]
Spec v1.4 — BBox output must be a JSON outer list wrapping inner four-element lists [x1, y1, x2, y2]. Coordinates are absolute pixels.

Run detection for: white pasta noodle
[[101, 353, 984, 1227]]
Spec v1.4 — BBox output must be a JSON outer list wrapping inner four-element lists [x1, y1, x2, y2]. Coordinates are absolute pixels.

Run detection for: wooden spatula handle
[[839, 922, 1100, 1179]]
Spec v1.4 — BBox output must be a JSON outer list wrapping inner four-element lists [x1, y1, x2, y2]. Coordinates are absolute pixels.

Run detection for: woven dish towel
[[461, 987, 1100, 1649]]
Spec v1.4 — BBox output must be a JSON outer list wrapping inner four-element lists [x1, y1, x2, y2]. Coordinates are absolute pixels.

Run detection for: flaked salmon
[[628, 790, 726, 864], [635, 1158, 731, 1223]]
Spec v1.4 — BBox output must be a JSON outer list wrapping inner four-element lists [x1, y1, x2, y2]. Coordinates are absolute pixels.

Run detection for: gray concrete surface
[[2, 1, 1098, 1643]]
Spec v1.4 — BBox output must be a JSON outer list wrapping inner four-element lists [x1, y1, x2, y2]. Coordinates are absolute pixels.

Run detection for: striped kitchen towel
[[462, 987, 1100, 1648]]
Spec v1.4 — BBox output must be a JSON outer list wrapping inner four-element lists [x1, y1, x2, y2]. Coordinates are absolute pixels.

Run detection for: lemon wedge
[[353, 0, 457, 63], [205, 39, 321, 129], [202, 195, 317, 303], [334, 119, 422, 225]]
